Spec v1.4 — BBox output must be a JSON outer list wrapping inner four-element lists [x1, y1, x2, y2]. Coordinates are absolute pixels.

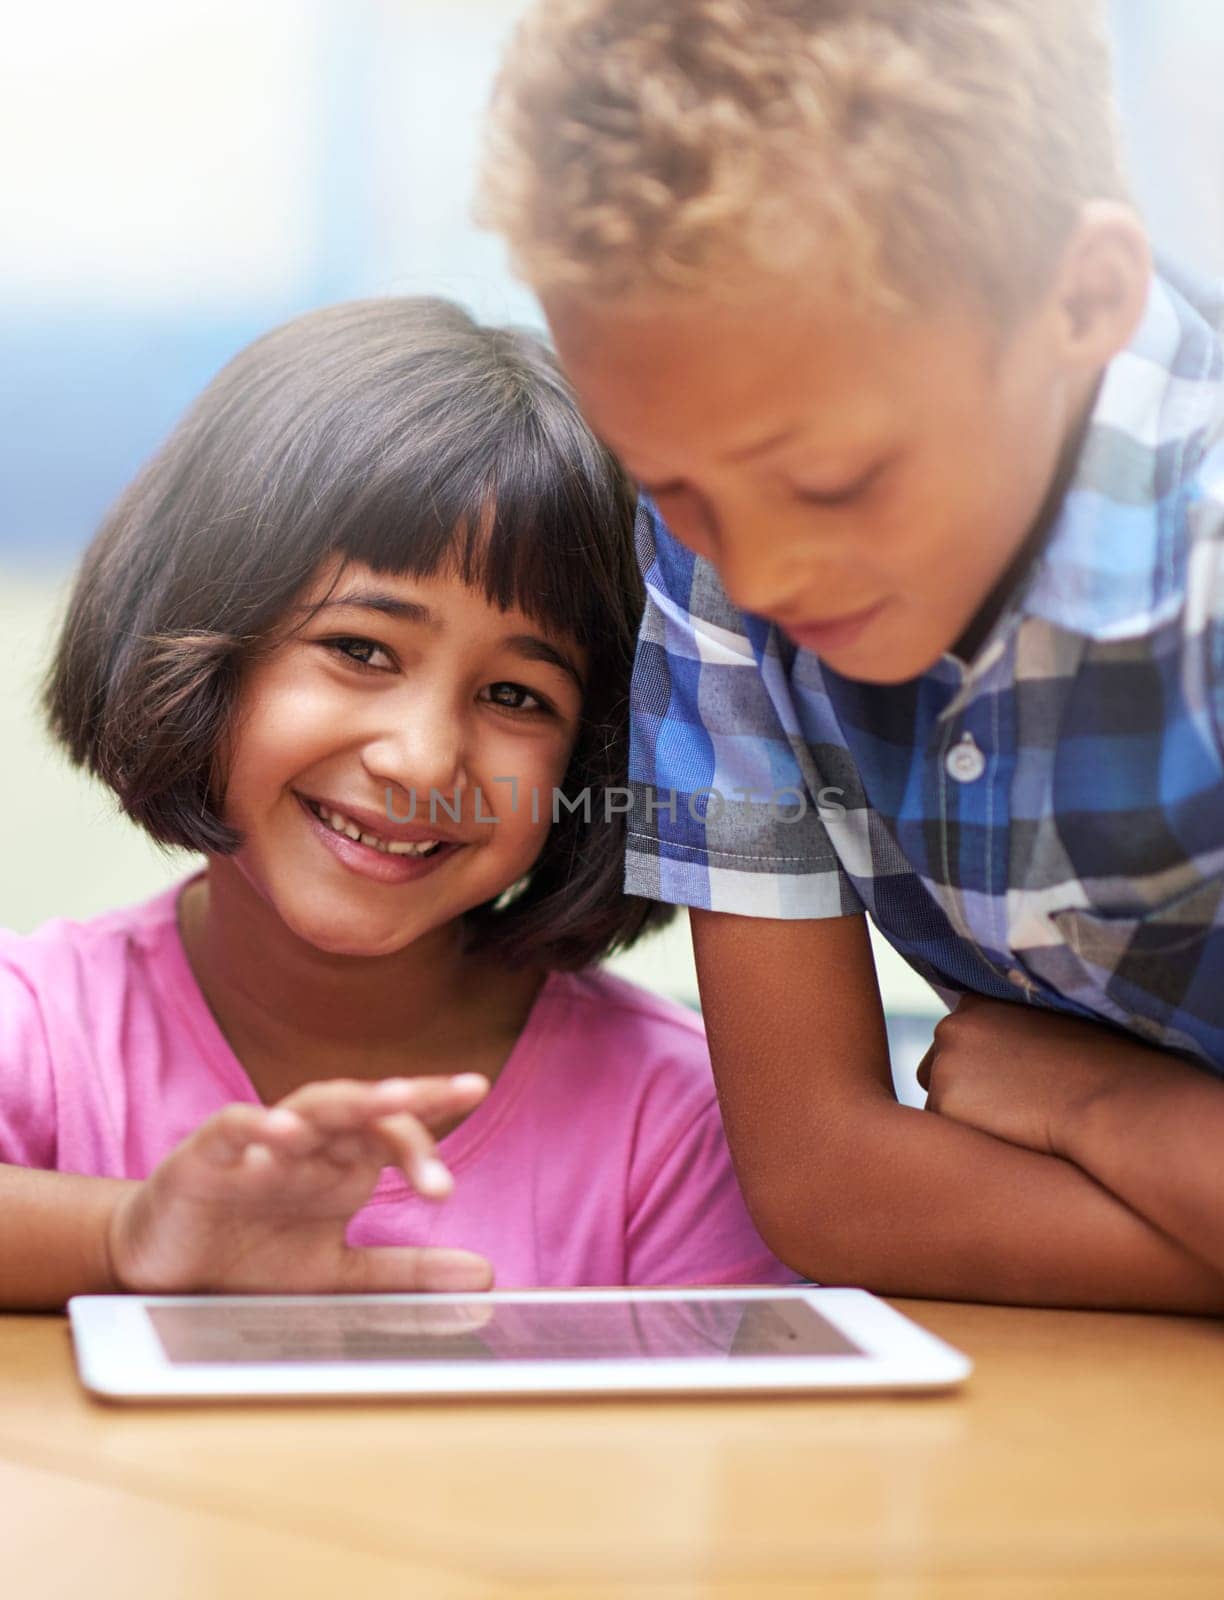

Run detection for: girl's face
[[219, 558, 586, 959]]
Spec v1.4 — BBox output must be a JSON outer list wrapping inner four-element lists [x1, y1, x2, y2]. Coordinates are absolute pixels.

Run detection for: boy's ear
[[1051, 201, 1152, 370]]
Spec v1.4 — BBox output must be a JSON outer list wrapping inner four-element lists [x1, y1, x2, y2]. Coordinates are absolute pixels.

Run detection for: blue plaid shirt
[[625, 266, 1224, 1073]]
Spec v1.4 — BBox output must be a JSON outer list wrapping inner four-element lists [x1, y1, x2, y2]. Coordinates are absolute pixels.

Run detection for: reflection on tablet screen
[[147, 1298, 865, 1366]]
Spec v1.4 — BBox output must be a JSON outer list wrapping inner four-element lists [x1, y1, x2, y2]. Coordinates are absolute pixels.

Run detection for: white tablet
[[68, 1286, 971, 1403]]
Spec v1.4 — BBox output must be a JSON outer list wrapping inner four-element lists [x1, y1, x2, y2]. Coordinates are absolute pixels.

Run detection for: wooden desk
[[2, 1300, 1222, 1599]]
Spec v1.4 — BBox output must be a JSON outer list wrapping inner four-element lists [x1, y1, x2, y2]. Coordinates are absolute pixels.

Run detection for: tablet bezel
[[68, 1286, 972, 1402]]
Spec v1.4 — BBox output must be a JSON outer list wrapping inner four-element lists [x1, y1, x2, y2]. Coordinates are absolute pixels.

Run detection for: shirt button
[[1130, 1016, 1165, 1044], [945, 733, 986, 783]]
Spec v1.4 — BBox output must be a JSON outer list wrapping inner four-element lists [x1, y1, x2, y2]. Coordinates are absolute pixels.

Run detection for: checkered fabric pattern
[[625, 266, 1224, 1072]]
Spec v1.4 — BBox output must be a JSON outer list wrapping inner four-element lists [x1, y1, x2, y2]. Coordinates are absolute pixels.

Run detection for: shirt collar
[[1017, 264, 1223, 642]]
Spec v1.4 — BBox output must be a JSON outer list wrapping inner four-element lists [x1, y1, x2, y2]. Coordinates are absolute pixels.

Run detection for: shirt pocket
[[1037, 872, 1224, 1056]]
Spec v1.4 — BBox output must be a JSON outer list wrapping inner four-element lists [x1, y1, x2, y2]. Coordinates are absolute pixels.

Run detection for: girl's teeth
[[312, 800, 441, 857]]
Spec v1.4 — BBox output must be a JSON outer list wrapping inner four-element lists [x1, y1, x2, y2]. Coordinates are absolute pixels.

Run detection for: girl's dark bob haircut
[[45, 297, 672, 969]]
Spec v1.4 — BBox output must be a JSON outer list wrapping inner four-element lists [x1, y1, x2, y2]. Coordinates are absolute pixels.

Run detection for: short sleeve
[[0, 957, 58, 1168], [625, 1094, 801, 1288], [626, 497, 862, 918], [1197, 435, 1224, 753]]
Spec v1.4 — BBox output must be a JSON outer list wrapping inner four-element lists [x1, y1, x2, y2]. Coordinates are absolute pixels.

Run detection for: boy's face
[[544, 284, 1087, 682]]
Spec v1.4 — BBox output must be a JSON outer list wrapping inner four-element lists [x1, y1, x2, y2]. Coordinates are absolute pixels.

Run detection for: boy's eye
[[792, 459, 890, 507], [794, 482, 867, 508], [483, 681, 549, 714], [323, 636, 393, 670]]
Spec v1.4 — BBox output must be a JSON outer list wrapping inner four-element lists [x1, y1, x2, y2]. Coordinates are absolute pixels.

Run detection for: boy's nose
[[715, 536, 811, 624]]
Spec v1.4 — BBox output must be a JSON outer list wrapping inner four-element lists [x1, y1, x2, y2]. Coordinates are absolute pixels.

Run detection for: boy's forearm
[[1056, 1053, 1224, 1278], [0, 1165, 130, 1310], [750, 1098, 1224, 1314]]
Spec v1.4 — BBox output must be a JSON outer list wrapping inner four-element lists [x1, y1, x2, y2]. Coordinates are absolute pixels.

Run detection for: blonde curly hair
[[478, 0, 1131, 317]]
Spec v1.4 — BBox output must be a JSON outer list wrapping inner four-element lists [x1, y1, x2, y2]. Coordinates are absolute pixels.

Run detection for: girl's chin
[[220, 853, 445, 958], [303, 932, 403, 959], [279, 903, 438, 961]]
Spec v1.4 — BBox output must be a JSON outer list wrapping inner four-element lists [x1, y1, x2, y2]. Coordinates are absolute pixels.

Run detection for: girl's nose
[[360, 699, 470, 812]]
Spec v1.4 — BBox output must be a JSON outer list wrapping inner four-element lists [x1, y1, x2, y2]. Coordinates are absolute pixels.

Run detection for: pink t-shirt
[[0, 880, 796, 1288]]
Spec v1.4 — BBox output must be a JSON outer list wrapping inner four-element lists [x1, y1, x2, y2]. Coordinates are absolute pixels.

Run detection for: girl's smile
[[296, 791, 464, 887]]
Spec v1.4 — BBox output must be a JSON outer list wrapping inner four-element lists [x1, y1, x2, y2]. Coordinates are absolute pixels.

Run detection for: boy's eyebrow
[[725, 423, 802, 464], [641, 435, 893, 496], [309, 590, 584, 691], [632, 425, 807, 489]]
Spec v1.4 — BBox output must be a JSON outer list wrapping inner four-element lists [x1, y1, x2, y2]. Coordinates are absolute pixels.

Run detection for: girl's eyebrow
[[313, 590, 433, 623], [504, 634, 585, 692], [310, 590, 584, 692]]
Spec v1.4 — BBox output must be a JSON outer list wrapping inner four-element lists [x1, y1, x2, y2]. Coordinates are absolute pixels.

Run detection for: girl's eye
[[323, 636, 393, 671], [483, 681, 549, 714]]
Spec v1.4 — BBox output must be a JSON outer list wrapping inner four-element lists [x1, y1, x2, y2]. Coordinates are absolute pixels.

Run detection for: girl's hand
[[916, 993, 1139, 1157], [105, 1075, 492, 1295]]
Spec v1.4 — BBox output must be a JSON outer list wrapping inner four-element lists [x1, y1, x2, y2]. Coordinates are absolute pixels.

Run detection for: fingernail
[[265, 1108, 301, 1134], [450, 1074, 489, 1094], [375, 1078, 414, 1097], [428, 1252, 494, 1291], [418, 1158, 453, 1197]]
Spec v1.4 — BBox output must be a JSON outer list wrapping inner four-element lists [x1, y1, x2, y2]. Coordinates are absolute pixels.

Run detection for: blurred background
[[3, 0, 1223, 1080]]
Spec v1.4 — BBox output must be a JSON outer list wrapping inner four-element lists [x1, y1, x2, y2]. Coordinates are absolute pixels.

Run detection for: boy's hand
[[916, 994, 1140, 1157], [106, 1075, 492, 1296]]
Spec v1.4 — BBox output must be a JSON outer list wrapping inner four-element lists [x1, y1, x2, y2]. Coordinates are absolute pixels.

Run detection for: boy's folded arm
[[692, 910, 1224, 1314], [915, 992, 1224, 1278], [0, 1165, 131, 1310], [1055, 1047, 1224, 1279]]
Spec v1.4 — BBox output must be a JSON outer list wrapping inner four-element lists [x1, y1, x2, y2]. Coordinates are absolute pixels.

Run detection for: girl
[[0, 298, 794, 1308]]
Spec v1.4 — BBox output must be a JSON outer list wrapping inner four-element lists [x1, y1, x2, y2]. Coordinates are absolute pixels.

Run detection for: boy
[[479, 0, 1224, 1311]]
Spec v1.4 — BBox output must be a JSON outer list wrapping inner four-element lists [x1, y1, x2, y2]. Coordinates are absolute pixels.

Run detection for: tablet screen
[[146, 1296, 866, 1366]]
